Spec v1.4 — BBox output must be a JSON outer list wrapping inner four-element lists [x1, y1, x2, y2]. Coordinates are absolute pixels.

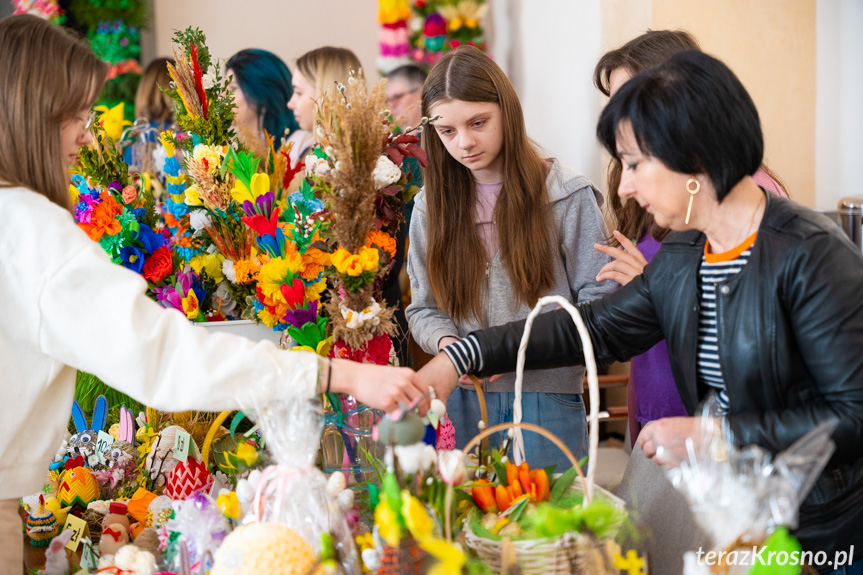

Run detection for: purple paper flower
[[153, 286, 182, 311], [282, 299, 319, 329]]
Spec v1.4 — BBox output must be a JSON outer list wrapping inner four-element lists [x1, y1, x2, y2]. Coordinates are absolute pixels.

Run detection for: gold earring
[[684, 177, 701, 225]]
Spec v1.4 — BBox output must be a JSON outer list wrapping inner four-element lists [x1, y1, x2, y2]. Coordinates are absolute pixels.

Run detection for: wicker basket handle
[[444, 421, 589, 543], [512, 296, 599, 501]]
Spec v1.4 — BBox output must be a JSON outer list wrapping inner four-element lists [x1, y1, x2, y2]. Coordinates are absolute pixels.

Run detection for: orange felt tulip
[[495, 478, 525, 511], [471, 479, 498, 513], [518, 462, 532, 495], [506, 463, 519, 488]]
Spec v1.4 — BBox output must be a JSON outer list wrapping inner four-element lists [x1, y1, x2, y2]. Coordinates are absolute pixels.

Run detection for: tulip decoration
[[470, 479, 498, 514]]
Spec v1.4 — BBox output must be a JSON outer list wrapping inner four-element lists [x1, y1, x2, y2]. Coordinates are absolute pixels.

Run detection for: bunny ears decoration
[[71, 394, 108, 435]]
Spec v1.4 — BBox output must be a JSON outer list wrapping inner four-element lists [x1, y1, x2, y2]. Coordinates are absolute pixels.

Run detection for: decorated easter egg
[[163, 458, 213, 501], [58, 465, 100, 510], [99, 522, 130, 556], [211, 522, 325, 575]]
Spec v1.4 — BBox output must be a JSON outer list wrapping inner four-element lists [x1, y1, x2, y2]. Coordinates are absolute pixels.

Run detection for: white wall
[[151, 0, 381, 81], [506, 0, 604, 186], [816, 0, 863, 211]]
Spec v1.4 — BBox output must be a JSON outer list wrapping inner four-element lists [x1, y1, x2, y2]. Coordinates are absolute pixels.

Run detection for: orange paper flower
[[471, 479, 498, 513], [366, 229, 397, 258]]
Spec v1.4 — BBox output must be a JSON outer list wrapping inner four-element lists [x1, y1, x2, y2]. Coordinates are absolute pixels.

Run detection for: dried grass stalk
[[315, 72, 391, 252]]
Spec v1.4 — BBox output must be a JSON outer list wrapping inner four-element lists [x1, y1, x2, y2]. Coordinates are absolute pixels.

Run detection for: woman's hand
[[329, 358, 428, 414], [636, 416, 700, 467], [594, 231, 648, 285]]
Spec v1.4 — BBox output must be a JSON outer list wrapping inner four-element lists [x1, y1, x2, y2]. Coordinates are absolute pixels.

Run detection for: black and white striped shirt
[[697, 234, 756, 414]]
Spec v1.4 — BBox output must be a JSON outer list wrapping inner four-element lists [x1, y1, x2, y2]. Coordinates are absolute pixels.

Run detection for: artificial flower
[[366, 230, 397, 258], [300, 248, 331, 282], [422, 538, 467, 575], [121, 185, 138, 204], [93, 102, 132, 141], [280, 278, 306, 309], [374, 500, 401, 547], [192, 144, 222, 175], [141, 246, 173, 282], [401, 492, 434, 540], [221, 258, 237, 283], [510, 462, 549, 504], [184, 186, 204, 207], [231, 172, 270, 206], [216, 491, 240, 520], [437, 449, 466, 486], [305, 278, 327, 302], [304, 154, 331, 178], [471, 479, 497, 513], [356, 334, 392, 365], [372, 154, 402, 189], [182, 289, 200, 320], [340, 301, 383, 330], [120, 245, 145, 273], [233, 259, 260, 285], [282, 299, 319, 329], [358, 246, 380, 271], [137, 224, 164, 253], [188, 209, 212, 231]]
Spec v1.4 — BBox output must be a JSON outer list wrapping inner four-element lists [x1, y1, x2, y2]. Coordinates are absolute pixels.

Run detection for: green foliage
[[73, 371, 144, 434], [162, 27, 237, 146], [77, 129, 130, 188], [69, 0, 148, 28]]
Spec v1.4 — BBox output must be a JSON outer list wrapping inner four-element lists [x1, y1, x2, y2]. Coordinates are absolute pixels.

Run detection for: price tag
[[95, 430, 115, 462], [80, 536, 97, 569], [61, 514, 88, 552], [173, 429, 192, 462]]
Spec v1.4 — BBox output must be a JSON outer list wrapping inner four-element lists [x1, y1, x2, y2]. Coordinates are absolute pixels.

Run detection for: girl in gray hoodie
[[406, 46, 617, 470]]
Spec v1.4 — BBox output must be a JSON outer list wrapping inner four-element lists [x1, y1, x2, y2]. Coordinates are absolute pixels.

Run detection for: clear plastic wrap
[[240, 392, 361, 575], [668, 396, 839, 555]]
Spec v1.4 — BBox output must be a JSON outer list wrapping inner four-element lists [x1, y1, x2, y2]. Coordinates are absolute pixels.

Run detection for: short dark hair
[[387, 64, 428, 88], [597, 50, 763, 202]]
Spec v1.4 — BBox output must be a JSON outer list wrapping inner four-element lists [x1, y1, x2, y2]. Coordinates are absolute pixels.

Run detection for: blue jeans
[[447, 387, 589, 472]]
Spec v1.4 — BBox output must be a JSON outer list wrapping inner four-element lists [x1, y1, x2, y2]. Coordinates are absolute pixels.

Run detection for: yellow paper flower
[[217, 491, 241, 520], [201, 253, 225, 282], [422, 538, 467, 575], [160, 131, 176, 156], [230, 173, 270, 206], [258, 307, 282, 328], [259, 257, 290, 303], [305, 278, 327, 302], [94, 102, 132, 141], [69, 184, 79, 205], [355, 532, 375, 553], [374, 501, 401, 547], [613, 550, 646, 575], [401, 492, 433, 541], [185, 185, 204, 206], [193, 144, 222, 175], [182, 290, 200, 320], [233, 259, 261, 285], [358, 246, 380, 272]]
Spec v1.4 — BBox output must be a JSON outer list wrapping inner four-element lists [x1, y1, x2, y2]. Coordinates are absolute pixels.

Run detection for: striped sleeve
[[441, 335, 484, 376]]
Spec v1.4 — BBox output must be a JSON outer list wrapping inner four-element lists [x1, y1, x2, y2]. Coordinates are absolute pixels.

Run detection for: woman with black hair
[[421, 50, 863, 572], [226, 49, 311, 166]]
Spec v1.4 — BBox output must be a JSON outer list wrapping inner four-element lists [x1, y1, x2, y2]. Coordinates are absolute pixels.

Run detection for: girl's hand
[[414, 353, 460, 406], [637, 416, 699, 467], [593, 231, 648, 286]]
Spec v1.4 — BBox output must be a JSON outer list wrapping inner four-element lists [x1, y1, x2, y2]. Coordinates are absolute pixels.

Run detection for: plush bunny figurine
[[103, 405, 138, 469], [67, 395, 108, 465]]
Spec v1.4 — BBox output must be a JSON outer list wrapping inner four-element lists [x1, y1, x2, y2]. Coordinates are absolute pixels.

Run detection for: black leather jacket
[[474, 192, 863, 565]]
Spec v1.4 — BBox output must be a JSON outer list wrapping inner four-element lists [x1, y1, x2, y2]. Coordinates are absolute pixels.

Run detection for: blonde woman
[[288, 46, 363, 158], [0, 16, 424, 570]]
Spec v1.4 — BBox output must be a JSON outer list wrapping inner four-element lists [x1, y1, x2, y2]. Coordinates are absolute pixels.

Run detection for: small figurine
[[25, 495, 58, 546]]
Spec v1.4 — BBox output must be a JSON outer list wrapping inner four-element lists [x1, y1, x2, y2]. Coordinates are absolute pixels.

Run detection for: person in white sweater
[[0, 15, 426, 570]]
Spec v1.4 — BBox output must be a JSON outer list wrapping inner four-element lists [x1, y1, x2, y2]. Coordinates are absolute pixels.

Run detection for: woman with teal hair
[[227, 48, 310, 166]]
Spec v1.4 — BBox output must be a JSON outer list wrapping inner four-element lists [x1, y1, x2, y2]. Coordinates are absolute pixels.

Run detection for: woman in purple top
[[591, 30, 788, 444]]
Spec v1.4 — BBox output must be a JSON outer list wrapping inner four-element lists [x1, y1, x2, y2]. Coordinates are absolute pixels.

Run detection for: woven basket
[[446, 295, 624, 575]]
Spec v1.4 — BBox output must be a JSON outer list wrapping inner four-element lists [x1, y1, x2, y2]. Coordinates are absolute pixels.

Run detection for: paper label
[[173, 429, 192, 461], [95, 430, 115, 462], [62, 514, 87, 552]]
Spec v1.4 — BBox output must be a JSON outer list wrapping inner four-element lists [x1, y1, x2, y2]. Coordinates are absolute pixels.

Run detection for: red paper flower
[[141, 246, 174, 282]]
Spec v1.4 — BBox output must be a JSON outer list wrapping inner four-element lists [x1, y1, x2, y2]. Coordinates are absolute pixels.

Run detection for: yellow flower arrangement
[[333, 246, 380, 277], [190, 252, 225, 282]]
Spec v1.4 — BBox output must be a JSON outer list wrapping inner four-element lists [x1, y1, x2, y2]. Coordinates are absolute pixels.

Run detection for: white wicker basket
[[446, 295, 623, 574]]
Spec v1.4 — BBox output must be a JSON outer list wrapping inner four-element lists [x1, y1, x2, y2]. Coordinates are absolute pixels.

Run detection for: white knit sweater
[[0, 186, 318, 498]]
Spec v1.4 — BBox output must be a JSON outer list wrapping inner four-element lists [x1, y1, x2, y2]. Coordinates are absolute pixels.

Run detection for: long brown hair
[[422, 46, 556, 324], [295, 47, 362, 99], [595, 30, 700, 244], [0, 15, 107, 212], [135, 57, 175, 124], [594, 29, 788, 245]]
